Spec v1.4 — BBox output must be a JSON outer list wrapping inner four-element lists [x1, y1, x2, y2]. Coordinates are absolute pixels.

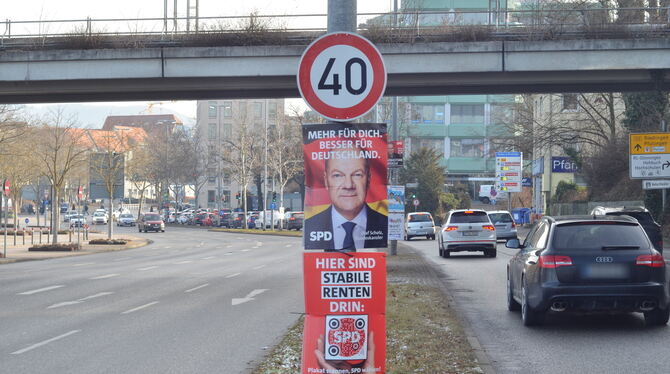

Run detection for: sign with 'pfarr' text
[[302, 252, 386, 374]]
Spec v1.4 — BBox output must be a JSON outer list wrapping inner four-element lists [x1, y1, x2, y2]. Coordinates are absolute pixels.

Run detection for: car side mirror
[[434, 218, 442, 226], [506, 238, 521, 249]]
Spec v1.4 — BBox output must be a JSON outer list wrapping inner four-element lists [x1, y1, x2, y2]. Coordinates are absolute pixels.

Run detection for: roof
[[73, 127, 148, 152], [102, 114, 182, 137], [550, 215, 640, 224], [591, 206, 649, 213]]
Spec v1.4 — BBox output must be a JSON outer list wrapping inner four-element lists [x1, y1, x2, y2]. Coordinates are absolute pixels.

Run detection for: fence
[[549, 200, 644, 216]]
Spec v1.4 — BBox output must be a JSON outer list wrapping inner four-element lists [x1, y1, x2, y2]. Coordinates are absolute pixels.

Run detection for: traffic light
[[235, 192, 240, 200], [272, 192, 277, 202], [411, 193, 416, 199]]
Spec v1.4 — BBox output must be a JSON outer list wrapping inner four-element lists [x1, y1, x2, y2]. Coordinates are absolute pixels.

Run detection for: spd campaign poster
[[303, 123, 388, 250], [302, 252, 386, 374], [387, 186, 405, 241]]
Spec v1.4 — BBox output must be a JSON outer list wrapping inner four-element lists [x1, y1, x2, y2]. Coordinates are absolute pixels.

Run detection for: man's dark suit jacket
[[304, 205, 388, 250]]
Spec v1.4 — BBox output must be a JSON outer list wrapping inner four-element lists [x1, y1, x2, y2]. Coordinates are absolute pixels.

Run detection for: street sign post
[[297, 32, 387, 121], [495, 152, 523, 193], [629, 133, 670, 179]]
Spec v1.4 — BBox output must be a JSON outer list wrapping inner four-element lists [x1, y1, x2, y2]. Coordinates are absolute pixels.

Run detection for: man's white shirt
[[331, 206, 367, 249]]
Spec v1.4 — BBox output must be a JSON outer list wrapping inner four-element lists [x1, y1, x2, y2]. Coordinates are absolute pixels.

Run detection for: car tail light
[[538, 255, 573, 268], [636, 253, 665, 268], [289, 217, 295, 221], [443, 226, 458, 232], [483, 225, 495, 231], [464, 211, 474, 214], [511, 222, 516, 229]]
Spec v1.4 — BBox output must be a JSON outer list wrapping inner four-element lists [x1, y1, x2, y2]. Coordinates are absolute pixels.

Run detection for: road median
[[252, 244, 483, 373], [209, 228, 302, 237]]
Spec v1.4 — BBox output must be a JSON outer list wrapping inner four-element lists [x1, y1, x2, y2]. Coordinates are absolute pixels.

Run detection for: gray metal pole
[[328, 0, 357, 33], [263, 99, 268, 231], [389, 0, 399, 257]]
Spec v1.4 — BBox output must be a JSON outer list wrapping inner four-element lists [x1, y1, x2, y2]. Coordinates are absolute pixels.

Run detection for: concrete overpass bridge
[[1, 34, 669, 103]]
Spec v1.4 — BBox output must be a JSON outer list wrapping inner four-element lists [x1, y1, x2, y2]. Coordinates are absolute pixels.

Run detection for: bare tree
[[0, 105, 27, 153], [127, 143, 154, 219], [33, 109, 88, 244], [268, 116, 303, 229]]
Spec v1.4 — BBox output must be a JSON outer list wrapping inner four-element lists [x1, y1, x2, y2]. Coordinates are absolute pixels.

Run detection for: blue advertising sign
[[551, 157, 579, 173], [387, 185, 405, 213], [522, 177, 532, 187]]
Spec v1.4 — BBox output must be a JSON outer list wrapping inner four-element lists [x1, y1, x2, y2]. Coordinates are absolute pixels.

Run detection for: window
[[450, 138, 484, 157], [562, 94, 579, 111], [268, 102, 277, 120], [450, 211, 489, 223], [450, 104, 485, 123], [490, 104, 514, 124], [238, 102, 248, 120], [207, 123, 217, 140], [222, 124, 232, 139], [207, 190, 216, 203], [415, 138, 444, 155], [529, 222, 549, 249], [254, 102, 263, 119], [410, 104, 445, 124], [223, 101, 232, 118], [207, 168, 216, 183], [208, 102, 217, 118]]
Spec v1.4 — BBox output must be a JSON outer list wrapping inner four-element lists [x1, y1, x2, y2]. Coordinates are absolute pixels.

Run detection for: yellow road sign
[[630, 133, 670, 155]]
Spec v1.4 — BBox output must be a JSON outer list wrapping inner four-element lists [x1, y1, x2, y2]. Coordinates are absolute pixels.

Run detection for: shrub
[[88, 239, 128, 245], [28, 243, 80, 252]]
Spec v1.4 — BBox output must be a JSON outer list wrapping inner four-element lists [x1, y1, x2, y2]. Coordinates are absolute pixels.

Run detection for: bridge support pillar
[[328, 0, 357, 33]]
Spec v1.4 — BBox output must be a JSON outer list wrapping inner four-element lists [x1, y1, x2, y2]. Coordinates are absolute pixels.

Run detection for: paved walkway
[[0, 231, 150, 264]]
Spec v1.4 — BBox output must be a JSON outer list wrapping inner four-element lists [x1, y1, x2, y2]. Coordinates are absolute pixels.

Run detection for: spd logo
[[309, 231, 332, 241], [325, 315, 367, 360]]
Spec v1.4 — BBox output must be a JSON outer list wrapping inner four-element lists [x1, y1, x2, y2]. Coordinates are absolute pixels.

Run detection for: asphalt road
[[404, 235, 670, 374], [0, 226, 304, 374]]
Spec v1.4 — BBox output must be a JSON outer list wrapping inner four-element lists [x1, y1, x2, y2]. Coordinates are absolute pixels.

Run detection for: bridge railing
[[1, 7, 668, 46]]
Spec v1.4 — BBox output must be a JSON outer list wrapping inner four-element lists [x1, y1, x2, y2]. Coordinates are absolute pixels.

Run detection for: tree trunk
[[243, 187, 248, 229], [51, 189, 59, 244], [137, 187, 145, 220], [108, 194, 114, 239]]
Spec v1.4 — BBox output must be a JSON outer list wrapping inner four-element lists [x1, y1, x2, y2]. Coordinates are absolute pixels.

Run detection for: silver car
[[438, 209, 497, 258], [404, 212, 436, 240], [117, 213, 136, 227], [487, 210, 518, 241]]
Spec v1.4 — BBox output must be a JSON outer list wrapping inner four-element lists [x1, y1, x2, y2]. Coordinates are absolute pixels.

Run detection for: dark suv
[[506, 215, 669, 327], [590, 206, 663, 253]]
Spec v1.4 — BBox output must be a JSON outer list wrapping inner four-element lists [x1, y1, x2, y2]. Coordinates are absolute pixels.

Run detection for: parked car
[[112, 208, 130, 221], [488, 210, 518, 241], [218, 212, 232, 227], [60, 203, 69, 213], [69, 214, 86, 228], [117, 213, 136, 227], [506, 215, 669, 327], [92, 211, 108, 225], [177, 212, 192, 225], [404, 212, 436, 241], [590, 206, 663, 253], [138, 213, 165, 233], [193, 212, 209, 226], [256, 210, 281, 229], [438, 209, 496, 258], [228, 213, 245, 229], [63, 210, 78, 222], [285, 211, 304, 230]]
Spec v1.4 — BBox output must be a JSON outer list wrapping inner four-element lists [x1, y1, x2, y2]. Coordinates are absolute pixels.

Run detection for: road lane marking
[[225, 272, 241, 278], [185, 283, 210, 293], [18, 285, 64, 295], [201, 256, 216, 260], [241, 249, 251, 252], [252, 265, 266, 270], [225, 252, 233, 256], [47, 292, 114, 309], [285, 244, 292, 248], [163, 246, 171, 249], [232, 289, 268, 306], [72, 262, 95, 267], [137, 266, 158, 271], [174, 260, 193, 264], [121, 301, 159, 314], [226, 245, 233, 248], [11, 330, 81, 355], [113, 257, 132, 262], [89, 274, 120, 280]]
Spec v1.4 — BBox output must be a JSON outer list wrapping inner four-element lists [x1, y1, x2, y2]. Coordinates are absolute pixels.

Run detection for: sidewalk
[[0, 231, 150, 264]]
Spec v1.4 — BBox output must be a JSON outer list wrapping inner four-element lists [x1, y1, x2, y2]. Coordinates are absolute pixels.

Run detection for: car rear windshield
[[605, 211, 655, 225], [409, 214, 432, 222], [450, 211, 489, 223], [144, 214, 161, 221], [120, 214, 133, 218], [489, 213, 513, 224], [292, 213, 304, 219], [552, 223, 650, 251]]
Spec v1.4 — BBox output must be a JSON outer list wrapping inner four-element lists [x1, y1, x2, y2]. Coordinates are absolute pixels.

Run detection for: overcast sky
[[11, 0, 396, 127]]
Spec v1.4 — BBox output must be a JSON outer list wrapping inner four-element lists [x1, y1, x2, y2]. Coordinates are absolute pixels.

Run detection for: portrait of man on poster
[[304, 149, 387, 251]]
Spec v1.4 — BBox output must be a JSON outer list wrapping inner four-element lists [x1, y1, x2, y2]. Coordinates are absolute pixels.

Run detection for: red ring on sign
[[297, 32, 387, 121]]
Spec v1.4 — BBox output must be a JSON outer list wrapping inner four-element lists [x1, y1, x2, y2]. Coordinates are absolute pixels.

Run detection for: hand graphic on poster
[[315, 332, 376, 373]]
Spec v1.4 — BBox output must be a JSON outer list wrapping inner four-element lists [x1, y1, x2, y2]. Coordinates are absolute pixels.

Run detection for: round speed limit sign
[[297, 32, 387, 121]]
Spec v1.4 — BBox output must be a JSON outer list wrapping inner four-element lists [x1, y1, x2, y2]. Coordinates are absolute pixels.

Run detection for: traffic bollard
[[22, 230, 25, 245], [14, 229, 17, 245], [69, 229, 72, 242], [39, 230, 42, 244]]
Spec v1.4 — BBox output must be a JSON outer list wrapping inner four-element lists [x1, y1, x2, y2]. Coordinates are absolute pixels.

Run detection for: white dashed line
[[226, 245, 233, 248], [202, 256, 216, 260], [225, 252, 233, 256], [121, 301, 159, 314], [185, 283, 210, 293], [241, 249, 251, 252], [47, 292, 114, 309], [175, 260, 193, 264], [285, 244, 292, 248], [89, 274, 120, 280], [253, 265, 266, 270], [137, 266, 158, 271], [11, 330, 81, 355], [18, 285, 65, 295], [225, 272, 241, 278], [72, 262, 95, 267]]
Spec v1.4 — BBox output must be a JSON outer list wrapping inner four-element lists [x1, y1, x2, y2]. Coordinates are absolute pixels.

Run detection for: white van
[[256, 210, 281, 229], [478, 184, 507, 204]]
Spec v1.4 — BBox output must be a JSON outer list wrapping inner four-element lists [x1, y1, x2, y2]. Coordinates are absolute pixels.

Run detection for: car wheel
[[431, 235, 436, 240], [507, 270, 521, 311], [161, 230, 165, 233], [481, 197, 490, 205], [489, 248, 497, 258], [521, 278, 543, 326], [443, 248, 451, 258], [138, 228, 141, 232], [644, 307, 670, 326]]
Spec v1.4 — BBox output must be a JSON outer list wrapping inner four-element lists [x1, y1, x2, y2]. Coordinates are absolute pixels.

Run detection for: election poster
[[387, 186, 405, 241], [303, 123, 388, 250], [302, 252, 387, 374], [387, 140, 404, 168]]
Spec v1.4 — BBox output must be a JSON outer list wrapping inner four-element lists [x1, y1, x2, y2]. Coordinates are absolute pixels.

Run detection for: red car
[[138, 213, 165, 233]]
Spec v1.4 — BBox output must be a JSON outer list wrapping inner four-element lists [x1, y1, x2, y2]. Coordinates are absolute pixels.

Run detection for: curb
[[208, 228, 302, 237], [399, 243, 497, 374], [0, 238, 153, 265]]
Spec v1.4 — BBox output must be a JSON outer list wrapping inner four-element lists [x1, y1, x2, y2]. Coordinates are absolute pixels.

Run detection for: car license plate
[[462, 231, 478, 236], [583, 264, 629, 279]]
